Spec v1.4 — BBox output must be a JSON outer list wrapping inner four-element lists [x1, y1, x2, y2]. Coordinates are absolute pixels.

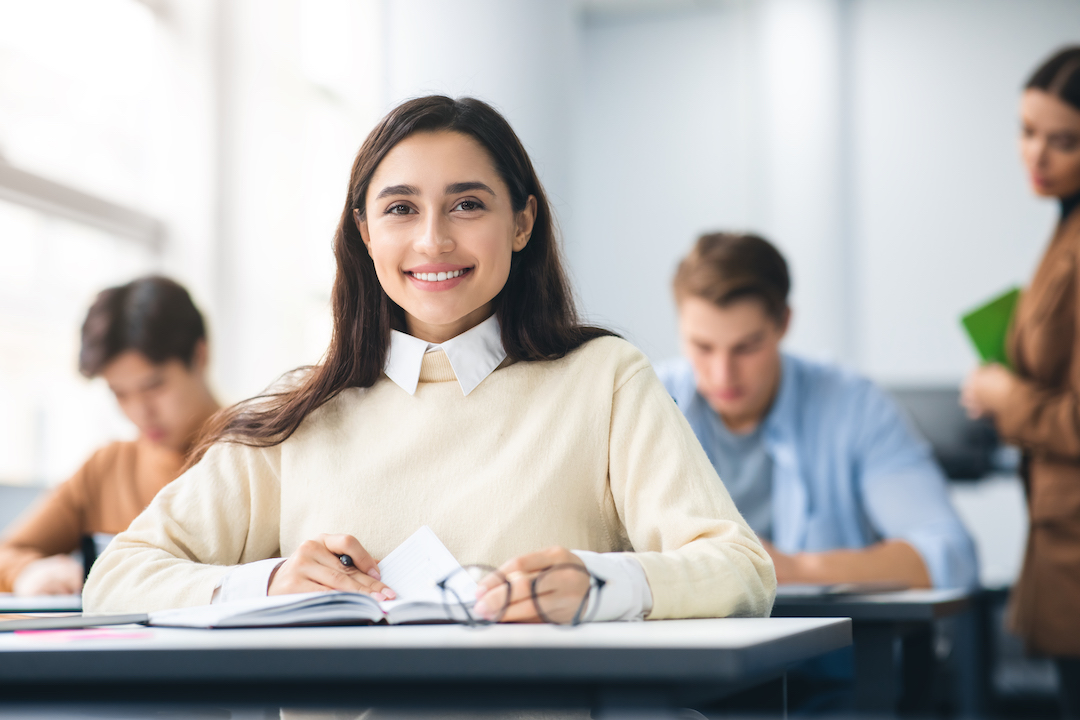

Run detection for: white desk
[[0, 593, 82, 613], [0, 617, 851, 717]]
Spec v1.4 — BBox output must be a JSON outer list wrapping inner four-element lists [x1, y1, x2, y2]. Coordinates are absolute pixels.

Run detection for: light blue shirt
[[700, 413, 773, 541], [657, 353, 979, 590]]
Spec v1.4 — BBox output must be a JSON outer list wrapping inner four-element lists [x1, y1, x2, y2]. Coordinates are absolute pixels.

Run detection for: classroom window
[[0, 0, 164, 486]]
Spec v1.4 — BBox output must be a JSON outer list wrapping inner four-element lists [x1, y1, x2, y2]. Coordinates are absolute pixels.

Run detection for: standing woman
[[83, 96, 774, 623], [962, 47, 1080, 716]]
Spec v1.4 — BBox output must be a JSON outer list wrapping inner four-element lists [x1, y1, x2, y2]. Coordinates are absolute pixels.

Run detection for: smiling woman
[[82, 96, 776, 625]]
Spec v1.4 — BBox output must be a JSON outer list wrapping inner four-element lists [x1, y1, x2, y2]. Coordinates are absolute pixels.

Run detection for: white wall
[[381, 0, 580, 221], [571, 2, 759, 358], [572, 0, 857, 364], [212, 0, 382, 402], [853, 0, 1080, 383], [754, 0, 852, 363], [571, 0, 1080, 383]]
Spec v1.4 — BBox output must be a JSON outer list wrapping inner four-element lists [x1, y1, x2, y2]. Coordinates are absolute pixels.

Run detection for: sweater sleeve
[[995, 376, 1080, 461], [606, 355, 776, 620], [995, 224, 1080, 460], [0, 447, 107, 592], [82, 441, 283, 614]]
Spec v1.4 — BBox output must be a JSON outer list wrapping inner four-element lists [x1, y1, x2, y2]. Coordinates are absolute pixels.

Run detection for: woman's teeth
[[412, 269, 465, 282]]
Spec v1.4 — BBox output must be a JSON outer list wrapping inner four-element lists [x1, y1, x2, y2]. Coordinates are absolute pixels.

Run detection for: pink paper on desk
[[15, 629, 153, 642]]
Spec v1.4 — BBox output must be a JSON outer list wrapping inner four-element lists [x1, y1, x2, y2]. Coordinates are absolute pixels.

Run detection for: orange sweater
[[0, 440, 183, 592]]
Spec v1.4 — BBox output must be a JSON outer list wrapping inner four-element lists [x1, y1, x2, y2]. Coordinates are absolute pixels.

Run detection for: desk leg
[[854, 623, 899, 714], [899, 624, 935, 715], [593, 686, 679, 720], [782, 670, 789, 720]]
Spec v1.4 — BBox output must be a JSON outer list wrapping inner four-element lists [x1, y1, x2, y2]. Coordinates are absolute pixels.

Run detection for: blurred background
[[1, 0, 1076, 483], [2, 0, 1079, 713]]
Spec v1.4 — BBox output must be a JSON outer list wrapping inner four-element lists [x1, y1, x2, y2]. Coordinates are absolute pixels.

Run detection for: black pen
[[339, 553, 385, 584]]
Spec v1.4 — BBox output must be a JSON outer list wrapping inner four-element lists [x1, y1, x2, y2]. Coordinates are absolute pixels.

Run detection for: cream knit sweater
[[83, 337, 776, 618]]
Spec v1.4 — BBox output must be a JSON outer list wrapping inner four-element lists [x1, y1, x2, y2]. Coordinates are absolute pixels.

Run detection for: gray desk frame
[[0, 617, 850, 717], [771, 588, 972, 714]]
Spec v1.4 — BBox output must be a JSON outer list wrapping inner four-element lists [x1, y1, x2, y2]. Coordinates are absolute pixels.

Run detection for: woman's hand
[[13, 554, 84, 596], [474, 546, 589, 623], [961, 363, 1018, 419], [268, 533, 396, 600]]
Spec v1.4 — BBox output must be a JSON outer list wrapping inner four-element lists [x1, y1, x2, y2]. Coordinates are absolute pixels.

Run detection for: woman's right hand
[[268, 533, 396, 600]]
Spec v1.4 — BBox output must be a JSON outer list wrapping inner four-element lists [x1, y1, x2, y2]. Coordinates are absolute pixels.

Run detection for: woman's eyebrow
[[375, 184, 419, 200], [446, 181, 495, 196]]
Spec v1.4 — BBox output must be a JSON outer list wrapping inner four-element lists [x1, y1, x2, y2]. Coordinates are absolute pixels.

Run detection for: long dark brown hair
[[1027, 46, 1080, 112], [188, 96, 613, 466]]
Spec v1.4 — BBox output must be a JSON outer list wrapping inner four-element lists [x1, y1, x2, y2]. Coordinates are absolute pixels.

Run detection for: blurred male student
[[657, 233, 977, 589], [0, 276, 220, 595]]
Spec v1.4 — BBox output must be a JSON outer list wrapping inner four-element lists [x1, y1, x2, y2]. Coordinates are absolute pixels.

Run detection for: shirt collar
[[384, 314, 506, 397], [761, 354, 796, 442]]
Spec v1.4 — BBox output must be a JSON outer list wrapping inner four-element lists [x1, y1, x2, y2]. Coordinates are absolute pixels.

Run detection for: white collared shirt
[[213, 316, 653, 621], [384, 314, 506, 396]]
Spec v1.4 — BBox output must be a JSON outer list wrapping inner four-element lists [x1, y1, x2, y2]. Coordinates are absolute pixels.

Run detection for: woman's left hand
[[474, 546, 588, 623], [961, 363, 1018, 419]]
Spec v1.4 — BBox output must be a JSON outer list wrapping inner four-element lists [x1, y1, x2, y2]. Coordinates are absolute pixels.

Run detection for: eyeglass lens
[[438, 563, 599, 627], [439, 564, 509, 626], [533, 564, 597, 626]]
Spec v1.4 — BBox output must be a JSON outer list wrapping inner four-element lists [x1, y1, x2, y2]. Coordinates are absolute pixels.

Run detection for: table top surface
[[0, 616, 851, 686], [770, 587, 972, 621]]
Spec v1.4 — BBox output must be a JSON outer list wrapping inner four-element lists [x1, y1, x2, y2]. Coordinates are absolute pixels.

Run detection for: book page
[[377, 526, 471, 610]]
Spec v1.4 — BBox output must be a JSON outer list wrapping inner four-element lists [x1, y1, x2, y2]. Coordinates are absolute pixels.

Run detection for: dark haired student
[[84, 96, 774, 622], [961, 46, 1080, 716], [0, 277, 220, 595], [658, 233, 977, 592]]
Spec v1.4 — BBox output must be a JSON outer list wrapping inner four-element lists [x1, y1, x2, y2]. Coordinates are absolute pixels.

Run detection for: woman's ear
[[353, 208, 372, 255], [512, 196, 537, 252]]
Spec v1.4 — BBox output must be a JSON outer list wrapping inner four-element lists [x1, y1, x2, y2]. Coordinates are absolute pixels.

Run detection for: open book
[[149, 526, 477, 628]]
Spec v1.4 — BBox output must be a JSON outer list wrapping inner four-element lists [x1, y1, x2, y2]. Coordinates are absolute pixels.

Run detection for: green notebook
[[961, 287, 1021, 367]]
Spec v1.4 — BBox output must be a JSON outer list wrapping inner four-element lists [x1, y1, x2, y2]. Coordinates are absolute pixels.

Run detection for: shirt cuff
[[211, 558, 286, 604], [571, 550, 654, 622]]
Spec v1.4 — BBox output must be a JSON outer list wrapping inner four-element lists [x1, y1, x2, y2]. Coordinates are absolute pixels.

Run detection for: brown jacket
[[0, 440, 183, 592], [1001, 206, 1080, 656]]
